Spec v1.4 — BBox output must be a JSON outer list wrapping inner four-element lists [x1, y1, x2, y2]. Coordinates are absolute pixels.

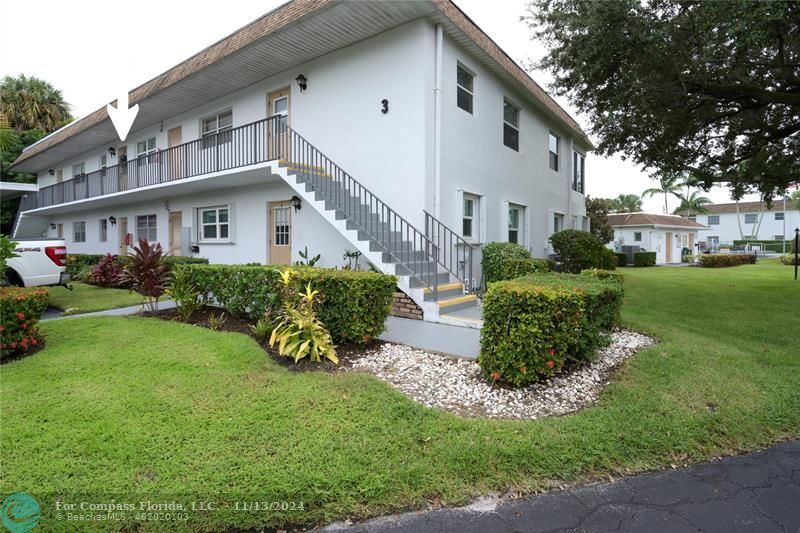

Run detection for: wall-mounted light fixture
[[109, 216, 117, 226], [291, 195, 302, 212], [295, 74, 308, 92], [49, 223, 57, 230], [108, 147, 116, 157], [48, 169, 55, 176]]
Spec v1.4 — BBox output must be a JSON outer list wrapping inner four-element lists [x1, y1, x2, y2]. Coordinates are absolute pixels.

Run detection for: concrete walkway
[[41, 300, 176, 321], [378, 316, 480, 359], [325, 440, 800, 533]]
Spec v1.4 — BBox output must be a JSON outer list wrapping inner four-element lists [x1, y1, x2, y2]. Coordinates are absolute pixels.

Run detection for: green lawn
[[2, 260, 798, 531], [47, 282, 143, 315]]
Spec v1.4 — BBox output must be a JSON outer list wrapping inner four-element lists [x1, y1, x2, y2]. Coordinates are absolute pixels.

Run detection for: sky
[[0, 0, 758, 212]]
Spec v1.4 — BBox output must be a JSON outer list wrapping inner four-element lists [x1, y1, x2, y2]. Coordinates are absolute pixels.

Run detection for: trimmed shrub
[[550, 230, 615, 272], [89, 254, 125, 287], [733, 240, 798, 254], [779, 254, 798, 266], [581, 268, 624, 283], [68, 253, 207, 280], [699, 253, 757, 268], [479, 272, 623, 387], [633, 252, 657, 267], [615, 253, 628, 267], [1, 287, 49, 359], [182, 264, 396, 344], [482, 242, 532, 283]]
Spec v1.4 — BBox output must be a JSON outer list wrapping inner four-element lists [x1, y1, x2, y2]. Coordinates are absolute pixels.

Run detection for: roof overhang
[[611, 224, 709, 230], [0, 181, 38, 201], [12, 0, 591, 173]]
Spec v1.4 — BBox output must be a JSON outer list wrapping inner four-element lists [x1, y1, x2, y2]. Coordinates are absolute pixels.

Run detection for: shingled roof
[[607, 213, 707, 229]]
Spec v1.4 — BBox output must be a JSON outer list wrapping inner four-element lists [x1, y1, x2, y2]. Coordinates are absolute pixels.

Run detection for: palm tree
[[610, 194, 642, 213], [0, 75, 71, 132], [642, 173, 683, 214], [674, 191, 711, 215]]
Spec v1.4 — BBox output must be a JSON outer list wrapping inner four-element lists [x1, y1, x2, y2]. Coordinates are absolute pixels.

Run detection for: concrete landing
[[379, 316, 480, 359]]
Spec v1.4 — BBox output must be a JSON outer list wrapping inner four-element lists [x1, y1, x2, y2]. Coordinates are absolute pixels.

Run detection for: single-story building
[[607, 213, 707, 264]]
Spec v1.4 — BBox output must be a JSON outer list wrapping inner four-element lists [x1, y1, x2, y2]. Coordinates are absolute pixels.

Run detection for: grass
[[1, 260, 798, 531], [47, 282, 143, 315]]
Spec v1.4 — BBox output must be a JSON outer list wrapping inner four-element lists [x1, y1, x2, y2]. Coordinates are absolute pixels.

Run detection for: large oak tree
[[527, 0, 800, 199]]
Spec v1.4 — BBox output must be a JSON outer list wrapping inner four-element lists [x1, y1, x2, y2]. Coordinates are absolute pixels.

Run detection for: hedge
[[733, 240, 798, 253], [482, 242, 533, 283], [699, 253, 757, 268], [479, 272, 623, 387], [615, 253, 628, 267], [633, 252, 657, 267], [67, 253, 208, 282], [1, 287, 49, 359], [550, 230, 616, 272], [181, 264, 396, 344], [779, 254, 799, 266]]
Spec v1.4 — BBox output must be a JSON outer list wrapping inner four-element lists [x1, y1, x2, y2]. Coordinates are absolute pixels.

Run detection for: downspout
[[567, 136, 574, 225], [433, 23, 443, 218]]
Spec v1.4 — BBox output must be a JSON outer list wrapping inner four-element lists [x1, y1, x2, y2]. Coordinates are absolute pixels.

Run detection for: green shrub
[[779, 254, 798, 266], [615, 253, 628, 267], [0, 287, 49, 359], [633, 252, 657, 267], [733, 240, 798, 253], [165, 266, 201, 321], [182, 264, 396, 344], [0, 235, 20, 284], [581, 268, 624, 283], [550, 230, 615, 272], [66, 254, 105, 277], [699, 253, 757, 268], [479, 272, 623, 387], [482, 242, 532, 283]]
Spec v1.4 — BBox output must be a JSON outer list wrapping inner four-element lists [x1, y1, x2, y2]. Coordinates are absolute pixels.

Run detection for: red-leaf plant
[[89, 254, 124, 287], [119, 238, 171, 313]]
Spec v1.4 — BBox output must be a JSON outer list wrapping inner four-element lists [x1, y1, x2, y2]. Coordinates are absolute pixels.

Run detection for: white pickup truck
[[5, 238, 70, 287]]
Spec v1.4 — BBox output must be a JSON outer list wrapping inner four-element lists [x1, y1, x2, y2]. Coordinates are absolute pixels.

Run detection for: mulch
[[144, 306, 381, 372]]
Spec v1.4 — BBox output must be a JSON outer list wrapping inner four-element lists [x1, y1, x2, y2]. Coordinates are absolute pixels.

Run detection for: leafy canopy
[[527, 0, 800, 200]]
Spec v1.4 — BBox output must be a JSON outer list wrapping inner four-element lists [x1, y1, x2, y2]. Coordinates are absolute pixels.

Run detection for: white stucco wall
[[611, 226, 698, 264], [694, 208, 800, 246]]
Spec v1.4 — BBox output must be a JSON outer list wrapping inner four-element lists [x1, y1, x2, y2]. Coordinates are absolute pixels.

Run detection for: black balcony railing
[[424, 211, 476, 292], [21, 116, 287, 211]]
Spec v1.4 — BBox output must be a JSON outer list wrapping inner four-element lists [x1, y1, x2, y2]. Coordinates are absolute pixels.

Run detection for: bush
[[65, 254, 105, 278], [615, 253, 628, 267], [165, 266, 200, 321], [0, 287, 49, 359], [482, 242, 532, 283], [182, 264, 396, 344], [479, 272, 623, 387], [1, 235, 19, 284], [581, 268, 624, 283], [699, 253, 757, 268], [633, 252, 657, 267], [89, 254, 124, 287], [550, 230, 615, 272], [119, 239, 171, 312], [779, 254, 798, 266]]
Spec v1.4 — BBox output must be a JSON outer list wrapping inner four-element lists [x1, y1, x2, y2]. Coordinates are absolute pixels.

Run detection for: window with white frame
[[503, 99, 519, 151], [548, 133, 559, 171], [775, 212, 784, 221], [634, 231, 642, 242], [456, 64, 474, 114], [572, 151, 585, 193], [688, 214, 697, 221], [72, 162, 85, 178], [73, 221, 86, 243], [708, 215, 720, 225], [462, 193, 480, 240], [136, 214, 157, 242], [553, 212, 565, 233], [198, 206, 230, 242], [508, 204, 524, 244], [136, 137, 157, 166], [744, 213, 758, 224], [201, 110, 233, 149], [99, 219, 107, 242]]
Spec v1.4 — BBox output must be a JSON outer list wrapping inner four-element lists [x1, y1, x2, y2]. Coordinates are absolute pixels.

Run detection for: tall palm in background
[[610, 194, 642, 213], [674, 191, 711, 215], [0, 75, 71, 132], [642, 173, 683, 214]]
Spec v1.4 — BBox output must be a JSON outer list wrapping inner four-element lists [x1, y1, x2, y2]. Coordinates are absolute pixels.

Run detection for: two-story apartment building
[[686, 200, 799, 249], [11, 0, 591, 322]]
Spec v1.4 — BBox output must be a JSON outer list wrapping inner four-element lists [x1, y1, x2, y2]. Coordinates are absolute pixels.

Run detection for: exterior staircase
[[268, 128, 479, 323]]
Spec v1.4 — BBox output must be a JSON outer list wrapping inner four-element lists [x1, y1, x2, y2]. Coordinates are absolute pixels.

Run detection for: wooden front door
[[167, 126, 182, 179], [117, 146, 128, 192], [268, 201, 292, 265], [688, 232, 695, 252], [118, 217, 128, 256], [665, 232, 673, 263], [169, 211, 182, 256], [267, 88, 290, 160], [56, 169, 63, 183]]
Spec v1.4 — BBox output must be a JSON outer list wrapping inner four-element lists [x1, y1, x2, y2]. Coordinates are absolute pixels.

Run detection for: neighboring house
[[10, 0, 591, 322], [607, 213, 706, 264], [684, 200, 800, 249]]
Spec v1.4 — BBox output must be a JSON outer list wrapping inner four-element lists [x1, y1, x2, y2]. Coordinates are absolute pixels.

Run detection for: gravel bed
[[348, 330, 655, 420]]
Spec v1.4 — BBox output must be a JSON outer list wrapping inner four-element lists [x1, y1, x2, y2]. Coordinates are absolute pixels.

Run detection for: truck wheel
[[4, 269, 23, 287]]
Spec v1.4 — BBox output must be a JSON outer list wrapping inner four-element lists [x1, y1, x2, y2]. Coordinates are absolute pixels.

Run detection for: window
[[462, 193, 481, 240], [199, 206, 230, 242], [681, 234, 688, 247], [708, 215, 720, 225], [503, 99, 519, 151], [136, 137, 157, 166], [201, 109, 233, 148], [581, 216, 589, 232], [688, 214, 697, 221], [456, 64, 474, 114], [508, 204, 524, 244], [743, 235, 755, 240], [100, 154, 107, 177], [273, 206, 290, 246], [572, 215, 579, 229], [634, 231, 642, 242], [72, 162, 85, 178], [99, 219, 107, 242], [744, 213, 758, 224], [136, 214, 157, 242], [553, 212, 564, 233], [775, 212, 784, 221], [548, 133, 559, 171], [572, 151, 585, 193], [73, 221, 86, 243], [774, 234, 785, 240]]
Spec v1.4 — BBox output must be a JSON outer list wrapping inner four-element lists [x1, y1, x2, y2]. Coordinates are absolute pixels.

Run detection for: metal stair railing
[[424, 210, 477, 292]]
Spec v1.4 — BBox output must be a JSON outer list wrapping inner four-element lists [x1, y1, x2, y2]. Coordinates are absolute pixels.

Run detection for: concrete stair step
[[423, 282, 465, 301], [437, 293, 479, 314], [409, 271, 452, 288]]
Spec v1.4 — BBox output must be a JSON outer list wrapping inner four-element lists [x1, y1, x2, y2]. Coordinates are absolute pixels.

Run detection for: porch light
[[295, 74, 307, 92], [109, 216, 117, 226], [49, 223, 56, 230], [48, 169, 54, 176], [108, 147, 116, 157], [291, 195, 302, 212]]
